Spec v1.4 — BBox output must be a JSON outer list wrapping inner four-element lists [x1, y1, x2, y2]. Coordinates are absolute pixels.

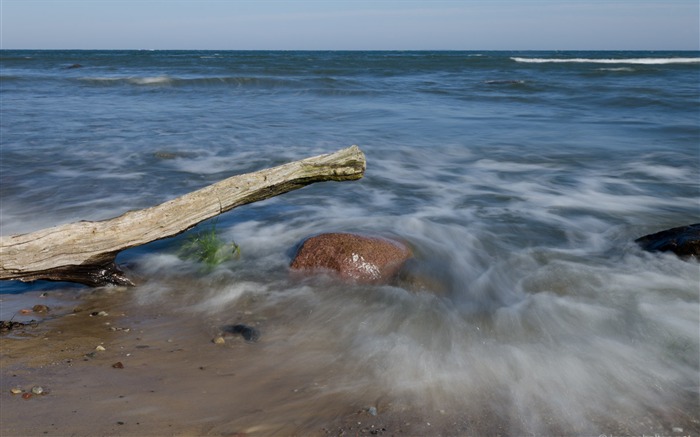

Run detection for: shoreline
[[0, 287, 465, 436], [2, 285, 698, 436]]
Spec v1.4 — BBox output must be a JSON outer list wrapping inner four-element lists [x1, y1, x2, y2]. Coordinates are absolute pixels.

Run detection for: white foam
[[598, 67, 635, 72], [128, 75, 173, 85], [512, 57, 700, 65], [80, 75, 175, 86]]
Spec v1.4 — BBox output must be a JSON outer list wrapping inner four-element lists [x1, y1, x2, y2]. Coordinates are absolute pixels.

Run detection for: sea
[[1, 50, 699, 435]]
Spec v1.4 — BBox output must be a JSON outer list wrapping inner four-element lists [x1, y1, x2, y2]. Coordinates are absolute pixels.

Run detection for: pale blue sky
[[1, 0, 698, 50]]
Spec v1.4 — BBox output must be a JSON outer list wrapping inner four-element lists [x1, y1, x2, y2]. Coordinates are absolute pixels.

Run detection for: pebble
[[95, 345, 106, 351], [21, 393, 32, 400], [367, 406, 378, 416], [31, 386, 44, 395], [212, 336, 226, 345], [112, 362, 124, 369], [10, 388, 22, 394], [222, 324, 261, 343], [32, 304, 50, 313]]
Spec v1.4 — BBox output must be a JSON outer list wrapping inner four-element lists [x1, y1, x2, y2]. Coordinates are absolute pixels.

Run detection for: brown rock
[[290, 233, 413, 284]]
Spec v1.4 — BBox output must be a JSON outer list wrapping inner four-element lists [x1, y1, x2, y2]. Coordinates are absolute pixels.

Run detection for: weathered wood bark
[[0, 145, 366, 287]]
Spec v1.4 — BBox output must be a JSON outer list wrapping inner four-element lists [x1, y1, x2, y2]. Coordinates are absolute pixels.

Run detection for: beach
[[1, 50, 699, 436], [2, 283, 698, 436]]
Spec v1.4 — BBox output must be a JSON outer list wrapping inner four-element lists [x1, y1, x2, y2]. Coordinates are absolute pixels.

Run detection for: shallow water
[[1, 50, 699, 435]]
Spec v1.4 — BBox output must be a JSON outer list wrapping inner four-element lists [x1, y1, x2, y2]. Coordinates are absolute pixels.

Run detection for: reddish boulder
[[290, 233, 413, 284]]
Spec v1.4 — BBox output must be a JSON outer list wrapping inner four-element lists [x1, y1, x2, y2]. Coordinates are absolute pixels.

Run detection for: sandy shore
[[0, 286, 478, 437], [2, 284, 698, 437]]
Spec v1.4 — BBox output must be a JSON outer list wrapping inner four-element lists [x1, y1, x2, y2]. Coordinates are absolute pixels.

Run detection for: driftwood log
[[0, 145, 366, 287]]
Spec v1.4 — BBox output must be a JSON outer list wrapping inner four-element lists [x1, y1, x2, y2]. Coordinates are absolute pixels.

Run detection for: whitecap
[[598, 67, 635, 72], [512, 57, 700, 65], [128, 75, 173, 85]]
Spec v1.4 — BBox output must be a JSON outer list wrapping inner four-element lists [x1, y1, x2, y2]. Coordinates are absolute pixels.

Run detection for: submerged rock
[[222, 324, 260, 343], [635, 223, 700, 259], [0, 320, 37, 332], [290, 232, 413, 284], [32, 304, 50, 313]]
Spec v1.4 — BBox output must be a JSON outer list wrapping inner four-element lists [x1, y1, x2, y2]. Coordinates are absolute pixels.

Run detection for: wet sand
[[1, 286, 474, 437], [1, 284, 698, 437]]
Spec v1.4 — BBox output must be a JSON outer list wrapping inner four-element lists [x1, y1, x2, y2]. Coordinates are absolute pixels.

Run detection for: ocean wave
[[80, 75, 176, 86], [512, 57, 700, 65], [597, 67, 635, 72], [76, 74, 374, 95]]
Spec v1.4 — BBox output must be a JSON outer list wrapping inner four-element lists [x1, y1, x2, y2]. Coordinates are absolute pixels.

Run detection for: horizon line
[[2, 48, 699, 52]]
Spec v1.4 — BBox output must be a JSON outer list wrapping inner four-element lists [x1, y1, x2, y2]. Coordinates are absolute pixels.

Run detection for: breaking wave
[[512, 57, 700, 65]]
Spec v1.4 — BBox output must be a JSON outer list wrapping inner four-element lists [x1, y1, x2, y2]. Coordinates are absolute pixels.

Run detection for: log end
[[3, 261, 135, 287]]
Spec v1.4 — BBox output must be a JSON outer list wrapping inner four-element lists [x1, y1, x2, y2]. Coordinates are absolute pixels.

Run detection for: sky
[[1, 0, 698, 50]]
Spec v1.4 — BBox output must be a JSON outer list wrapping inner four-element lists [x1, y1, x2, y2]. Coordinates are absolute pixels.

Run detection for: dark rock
[[0, 320, 37, 332], [290, 233, 413, 284], [65, 64, 83, 69], [635, 223, 700, 258], [223, 324, 260, 343]]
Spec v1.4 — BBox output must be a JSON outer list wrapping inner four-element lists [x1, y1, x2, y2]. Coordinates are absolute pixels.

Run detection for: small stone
[[10, 388, 22, 394], [95, 345, 106, 351], [673, 427, 684, 433], [31, 386, 44, 395], [212, 336, 226, 345], [32, 304, 50, 313], [222, 324, 260, 343], [19, 309, 32, 315], [367, 406, 378, 416], [112, 362, 124, 369], [21, 393, 32, 400]]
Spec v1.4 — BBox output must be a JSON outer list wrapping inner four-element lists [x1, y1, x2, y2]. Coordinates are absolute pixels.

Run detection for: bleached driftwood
[[0, 145, 366, 286]]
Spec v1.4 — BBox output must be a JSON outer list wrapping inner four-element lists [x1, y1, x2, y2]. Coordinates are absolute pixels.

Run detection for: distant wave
[[597, 67, 635, 72], [511, 57, 700, 65], [78, 75, 372, 91], [130, 75, 173, 85], [484, 79, 526, 85], [80, 75, 293, 87], [81, 75, 175, 86], [76, 75, 373, 95]]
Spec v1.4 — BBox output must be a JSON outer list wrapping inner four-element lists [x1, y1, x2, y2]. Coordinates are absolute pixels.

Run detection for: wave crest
[[512, 57, 700, 65]]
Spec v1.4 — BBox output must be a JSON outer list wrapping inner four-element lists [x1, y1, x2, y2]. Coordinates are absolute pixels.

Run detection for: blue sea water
[[1, 50, 699, 434]]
